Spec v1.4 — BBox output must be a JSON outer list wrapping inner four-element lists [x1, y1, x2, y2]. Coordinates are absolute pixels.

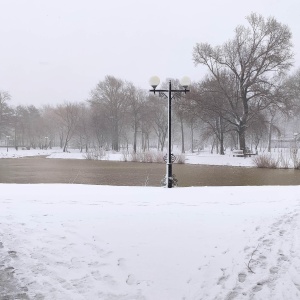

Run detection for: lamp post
[[149, 76, 191, 188], [6, 135, 10, 152]]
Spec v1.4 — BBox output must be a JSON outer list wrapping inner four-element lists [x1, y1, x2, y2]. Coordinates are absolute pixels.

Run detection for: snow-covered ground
[[0, 148, 57, 159], [1, 147, 300, 299], [0, 147, 255, 167], [0, 185, 300, 299]]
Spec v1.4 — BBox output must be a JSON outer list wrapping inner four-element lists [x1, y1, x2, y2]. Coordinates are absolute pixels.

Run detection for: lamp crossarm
[[149, 89, 190, 100], [149, 89, 189, 93]]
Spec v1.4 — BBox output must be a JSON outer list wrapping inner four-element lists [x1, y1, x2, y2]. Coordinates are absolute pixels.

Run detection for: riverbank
[[0, 147, 256, 167]]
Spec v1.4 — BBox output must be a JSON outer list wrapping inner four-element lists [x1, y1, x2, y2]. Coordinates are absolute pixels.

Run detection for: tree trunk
[[220, 130, 224, 155], [157, 133, 160, 151], [219, 117, 225, 155], [239, 92, 249, 153], [211, 139, 215, 154], [191, 123, 194, 153], [63, 140, 68, 152], [267, 118, 274, 152], [160, 140, 164, 152], [180, 117, 185, 154], [59, 131, 64, 149], [112, 122, 119, 151], [133, 122, 137, 153], [238, 124, 246, 152]]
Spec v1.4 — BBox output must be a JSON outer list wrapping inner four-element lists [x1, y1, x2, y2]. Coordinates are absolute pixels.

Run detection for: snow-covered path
[[1, 184, 300, 299]]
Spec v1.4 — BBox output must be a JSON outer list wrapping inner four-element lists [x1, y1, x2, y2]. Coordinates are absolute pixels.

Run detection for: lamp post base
[[161, 174, 178, 188]]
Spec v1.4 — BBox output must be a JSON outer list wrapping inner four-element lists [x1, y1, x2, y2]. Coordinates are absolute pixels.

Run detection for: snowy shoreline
[[0, 147, 256, 168]]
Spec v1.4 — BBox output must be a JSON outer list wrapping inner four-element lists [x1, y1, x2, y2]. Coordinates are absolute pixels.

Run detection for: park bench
[[232, 149, 257, 157], [232, 150, 244, 157]]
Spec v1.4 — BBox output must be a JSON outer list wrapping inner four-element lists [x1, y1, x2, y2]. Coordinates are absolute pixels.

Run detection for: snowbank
[[0, 148, 255, 167], [0, 148, 56, 159]]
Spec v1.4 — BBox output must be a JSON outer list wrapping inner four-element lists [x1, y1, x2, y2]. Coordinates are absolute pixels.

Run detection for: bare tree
[[188, 78, 234, 154], [171, 79, 188, 154], [75, 103, 92, 152], [40, 105, 59, 148], [147, 95, 168, 151], [54, 102, 80, 152], [0, 91, 12, 138], [193, 13, 293, 152], [90, 76, 129, 151], [140, 96, 154, 151], [247, 113, 268, 152], [13, 105, 45, 149], [283, 68, 300, 114], [127, 85, 147, 153]]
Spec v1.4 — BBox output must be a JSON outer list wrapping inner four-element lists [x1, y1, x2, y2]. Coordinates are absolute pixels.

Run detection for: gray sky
[[1, 0, 300, 106]]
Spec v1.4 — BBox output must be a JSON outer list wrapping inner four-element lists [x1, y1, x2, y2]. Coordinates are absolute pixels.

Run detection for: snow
[[0, 147, 255, 167], [0, 148, 57, 159], [1, 147, 300, 299], [185, 152, 254, 167], [0, 185, 300, 299]]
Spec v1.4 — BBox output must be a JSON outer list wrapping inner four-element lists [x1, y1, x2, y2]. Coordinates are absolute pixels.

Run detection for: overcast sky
[[1, 0, 300, 106]]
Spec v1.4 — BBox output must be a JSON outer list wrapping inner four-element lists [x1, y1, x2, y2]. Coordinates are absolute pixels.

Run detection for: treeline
[[0, 76, 200, 153], [1, 13, 300, 154]]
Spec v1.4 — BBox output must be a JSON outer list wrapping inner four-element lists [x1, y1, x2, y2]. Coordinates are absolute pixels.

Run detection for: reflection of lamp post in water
[[6, 135, 10, 152]]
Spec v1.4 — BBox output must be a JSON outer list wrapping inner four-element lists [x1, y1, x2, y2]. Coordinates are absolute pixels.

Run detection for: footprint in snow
[[126, 274, 137, 285], [262, 238, 271, 245], [117, 258, 126, 267], [8, 250, 17, 258], [278, 254, 289, 262], [238, 272, 247, 283], [269, 266, 279, 274], [217, 275, 229, 285], [252, 282, 263, 292], [279, 230, 286, 236], [294, 282, 300, 291]]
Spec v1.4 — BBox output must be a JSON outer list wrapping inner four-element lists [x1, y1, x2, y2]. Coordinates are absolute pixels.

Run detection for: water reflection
[[1, 158, 300, 186], [175, 165, 300, 186]]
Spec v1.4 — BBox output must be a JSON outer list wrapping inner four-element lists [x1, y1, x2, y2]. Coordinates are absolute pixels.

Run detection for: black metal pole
[[149, 77, 190, 188], [167, 80, 172, 188]]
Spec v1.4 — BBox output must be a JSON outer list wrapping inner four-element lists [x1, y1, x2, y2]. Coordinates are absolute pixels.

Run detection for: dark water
[[1, 158, 300, 186]]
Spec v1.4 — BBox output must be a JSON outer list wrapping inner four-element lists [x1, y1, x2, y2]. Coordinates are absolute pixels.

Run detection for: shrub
[[84, 148, 107, 160], [129, 152, 137, 162], [290, 148, 300, 169], [278, 153, 290, 169], [252, 154, 279, 168], [143, 151, 154, 163], [123, 150, 165, 163], [175, 153, 186, 164], [153, 151, 164, 163], [122, 150, 129, 162]]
